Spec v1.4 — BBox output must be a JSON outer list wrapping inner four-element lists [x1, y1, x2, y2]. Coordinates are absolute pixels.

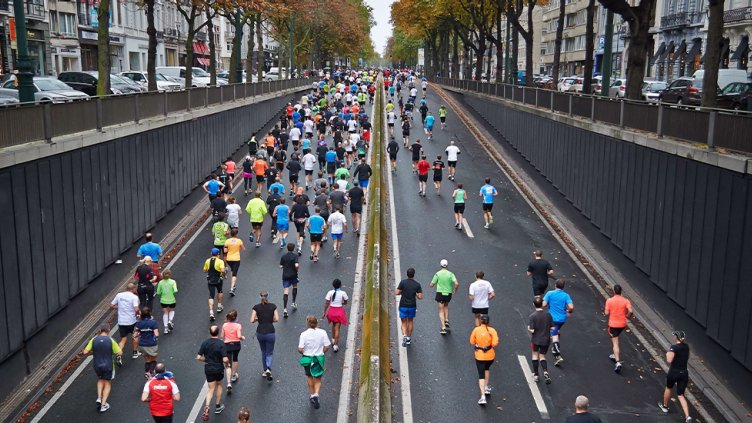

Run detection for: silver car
[[641, 80, 667, 102], [0, 76, 90, 103], [608, 78, 628, 98]]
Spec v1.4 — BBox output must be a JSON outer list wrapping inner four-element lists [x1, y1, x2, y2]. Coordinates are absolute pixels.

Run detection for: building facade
[[540, 0, 596, 76], [723, 0, 751, 71]]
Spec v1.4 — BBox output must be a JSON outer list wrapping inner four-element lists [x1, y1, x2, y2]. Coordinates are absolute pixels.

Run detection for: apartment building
[[0, 0, 53, 75], [540, 0, 595, 76]]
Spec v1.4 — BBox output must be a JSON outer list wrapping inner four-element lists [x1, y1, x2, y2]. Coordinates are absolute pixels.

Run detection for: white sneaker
[[477, 396, 487, 405], [484, 386, 492, 395], [333, 344, 339, 352]]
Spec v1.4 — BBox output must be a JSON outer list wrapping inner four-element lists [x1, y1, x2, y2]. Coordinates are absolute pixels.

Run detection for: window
[[50, 12, 59, 33], [60, 13, 76, 35]]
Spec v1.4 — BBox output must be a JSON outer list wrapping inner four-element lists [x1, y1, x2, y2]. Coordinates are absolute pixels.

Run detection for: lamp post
[[600, 10, 614, 97], [234, 10, 242, 83], [12, 0, 35, 103]]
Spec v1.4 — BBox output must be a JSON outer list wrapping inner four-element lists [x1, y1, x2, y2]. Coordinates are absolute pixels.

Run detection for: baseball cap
[[440, 259, 448, 267], [672, 330, 686, 341], [211, 247, 220, 255]]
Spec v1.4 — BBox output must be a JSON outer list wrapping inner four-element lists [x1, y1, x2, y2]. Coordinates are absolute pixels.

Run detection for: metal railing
[[724, 6, 752, 23], [0, 78, 313, 149], [434, 77, 752, 154], [660, 11, 705, 29]]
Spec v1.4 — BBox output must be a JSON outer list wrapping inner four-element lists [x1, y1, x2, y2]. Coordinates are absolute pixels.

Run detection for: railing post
[[619, 100, 625, 128], [96, 97, 103, 131], [707, 111, 716, 150], [186, 89, 191, 112], [522, 86, 526, 104], [568, 94, 573, 117], [656, 104, 664, 137], [503, 83, 507, 99], [205, 86, 209, 108], [550, 91, 554, 112], [43, 102, 53, 141], [162, 90, 168, 116], [591, 96, 596, 122], [535, 89, 539, 107], [134, 96, 140, 123]]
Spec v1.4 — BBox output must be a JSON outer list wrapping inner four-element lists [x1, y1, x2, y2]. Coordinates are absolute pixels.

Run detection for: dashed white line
[[461, 218, 475, 239], [185, 382, 208, 423], [517, 355, 550, 419]]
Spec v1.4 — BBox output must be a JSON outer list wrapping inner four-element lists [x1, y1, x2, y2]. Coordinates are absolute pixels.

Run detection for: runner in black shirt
[[528, 296, 554, 384], [659, 331, 692, 421], [347, 185, 365, 235], [251, 292, 279, 380], [196, 326, 229, 419], [387, 139, 400, 173], [279, 244, 300, 317], [396, 268, 422, 347], [432, 155, 445, 195], [527, 250, 554, 296], [410, 140, 422, 173], [291, 198, 310, 255]]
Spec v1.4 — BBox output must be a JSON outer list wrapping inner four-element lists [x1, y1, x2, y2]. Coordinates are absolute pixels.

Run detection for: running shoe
[[484, 386, 492, 395], [401, 337, 407, 347], [115, 356, 123, 367], [444, 320, 450, 328], [201, 405, 210, 421], [554, 356, 564, 366], [614, 362, 623, 374], [405, 337, 411, 346], [314, 255, 319, 263], [255, 242, 261, 248], [226, 384, 232, 395], [229, 288, 236, 297], [164, 328, 170, 334], [440, 328, 447, 335], [478, 396, 487, 405], [333, 344, 339, 352], [280, 242, 284, 250], [132, 351, 142, 359], [209, 314, 215, 322], [544, 372, 551, 384], [608, 354, 617, 363], [167, 321, 174, 331], [231, 373, 238, 383], [99, 403, 110, 413], [658, 402, 670, 413], [96, 398, 101, 408], [214, 403, 225, 414], [283, 309, 289, 318], [249, 233, 254, 242], [310, 254, 314, 261], [217, 304, 223, 313], [484, 224, 489, 229], [685, 417, 693, 422], [312, 396, 320, 410], [292, 302, 298, 310], [532, 373, 539, 383], [266, 370, 273, 381], [489, 216, 494, 224], [455, 223, 460, 229]]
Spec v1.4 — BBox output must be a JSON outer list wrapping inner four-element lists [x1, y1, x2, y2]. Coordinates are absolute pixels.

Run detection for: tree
[[599, 0, 657, 99], [206, 7, 217, 86], [507, 0, 542, 86], [385, 30, 422, 66], [173, 0, 214, 88], [552, 0, 565, 83], [141, 0, 158, 91], [582, 0, 596, 93], [256, 14, 263, 80], [702, 0, 725, 107], [96, 0, 111, 96]]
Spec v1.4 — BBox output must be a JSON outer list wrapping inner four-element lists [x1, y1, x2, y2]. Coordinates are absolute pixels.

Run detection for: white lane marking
[[185, 382, 208, 423], [517, 355, 550, 419], [30, 356, 92, 423], [336, 99, 376, 423], [461, 218, 475, 239], [386, 101, 413, 423]]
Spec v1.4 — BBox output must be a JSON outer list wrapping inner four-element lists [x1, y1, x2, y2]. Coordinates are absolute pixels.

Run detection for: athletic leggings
[[244, 176, 253, 191]]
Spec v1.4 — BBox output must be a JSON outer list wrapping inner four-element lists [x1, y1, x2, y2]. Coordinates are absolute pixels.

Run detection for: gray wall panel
[[38, 162, 60, 315], [60, 155, 80, 297], [25, 165, 49, 328], [11, 167, 36, 337], [0, 171, 23, 353], [50, 159, 70, 308]]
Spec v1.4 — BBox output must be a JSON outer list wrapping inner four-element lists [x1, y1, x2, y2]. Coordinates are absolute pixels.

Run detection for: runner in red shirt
[[417, 155, 431, 197], [142, 363, 180, 422]]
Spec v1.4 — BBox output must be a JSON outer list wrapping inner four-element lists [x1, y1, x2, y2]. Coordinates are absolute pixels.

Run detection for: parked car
[[216, 71, 259, 83], [659, 77, 702, 106], [0, 76, 90, 103], [591, 76, 602, 95], [156, 66, 212, 88], [119, 71, 182, 91], [515, 70, 526, 86], [264, 67, 288, 81], [112, 74, 147, 93], [608, 78, 628, 98], [716, 82, 752, 111], [58, 71, 141, 96], [692, 69, 748, 90], [568, 77, 584, 93], [641, 80, 667, 102], [0, 93, 19, 106], [558, 77, 576, 92]]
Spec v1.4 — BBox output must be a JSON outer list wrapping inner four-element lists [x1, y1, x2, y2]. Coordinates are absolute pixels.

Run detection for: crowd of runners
[[80, 68, 694, 423]]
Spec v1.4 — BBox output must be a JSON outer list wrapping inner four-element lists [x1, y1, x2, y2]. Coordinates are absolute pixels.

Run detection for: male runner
[[479, 177, 498, 229], [307, 207, 327, 262], [224, 228, 245, 296], [528, 296, 554, 384], [279, 243, 300, 317], [396, 268, 423, 347], [196, 326, 229, 420], [416, 155, 430, 197], [327, 207, 347, 258], [429, 259, 459, 335], [439, 105, 448, 130], [301, 150, 318, 189], [604, 284, 632, 374], [432, 155, 445, 195], [542, 279, 574, 366], [347, 182, 365, 235], [445, 140, 460, 181], [110, 283, 140, 362], [83, 326, 123, 413], [425, 111, 435, 140], [527, 250, 554, 296], [468, 271, 495, 327], [452, 183, 467, 230], [387, 138, 400, 173], [291, 197, 310, 255], [203, 248, 225, 321], [352, 158, 372, 195], [245, 191, 267, 247], [273, 197, 291, 248]]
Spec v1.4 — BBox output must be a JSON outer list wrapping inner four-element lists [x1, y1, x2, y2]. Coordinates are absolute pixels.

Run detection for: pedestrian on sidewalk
[[528, 296, 554, 384], [527, 250, 554, 296], [658, 331, 692, 422], [565, 395, 602, 422], [82, 326, 122, 413], [604, 284, 632, 374], [542, 279, 574, 366], [196, 325, 229, 420], [142, 363, 180, 423], [396, 268, 423, 347], [298, 316, 331, 410], [135, 256, 158, 313], [134, 307, 160, 379], [468, 271, 495, 327], [110, 282, 140, 362], [322, 279, 349, 353], [224, 228, 245, 296], [430, 259, 459, 335], [252, 292, 279, 381], [221, 309, 244, 394], [452, 183, 467, 230], [155, 269, 178, 334], [203, 248, 226, 322], [479, 177, 498, 229], [245, 191, 267, 247], [470, 314, 499, 406]]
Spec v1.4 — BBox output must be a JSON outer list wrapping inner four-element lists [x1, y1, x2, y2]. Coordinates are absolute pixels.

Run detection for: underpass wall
[[0, 92, 295, 368], [460, 91, 752, 371]]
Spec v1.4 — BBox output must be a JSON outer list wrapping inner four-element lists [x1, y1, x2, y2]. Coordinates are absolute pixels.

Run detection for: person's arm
[[203, 181, 210, 193], [488, 286, 496, 300], [604, 300, 610, 316], [429, 274, 437, 288], [453, 275, 459, 293], [141, 385, 150, 402], [273, 308, 280, 322], [468, 284, 474, 302], [626, 301, 633, 318], [82, 338, 94, 355], [322, 299, 330, 319], [567, 297, 574, 314], [527, 263, 533, 278], [666, 349, 675, 364], [547, 263, 554, 277], [238, 326, 245, 341], [250, 309, 258, 323]]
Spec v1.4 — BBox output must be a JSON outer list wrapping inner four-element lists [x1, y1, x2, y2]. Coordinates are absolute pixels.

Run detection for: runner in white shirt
[[327, 209, 347, 258], [110, 283, 140, 362], [387, 111, 396, 137], [289, 126, 302, 147], [302, 152, 318, 189], [297, 316, 331, 409], [345, 93, 353, 105], [303, 119, 315, 137], [346, 118, 358, 133], [445, 140, 461, 181], [410, 87, 418, 98], [225, 197, 242, 229], [468, 271, 495, 327]]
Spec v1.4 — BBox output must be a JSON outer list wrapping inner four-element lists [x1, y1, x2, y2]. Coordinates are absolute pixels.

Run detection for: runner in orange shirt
[[265, 132, 276, 158], [604, 284, 632, 374], [253, 157, 269, 192], [470, 314, 499, 406]]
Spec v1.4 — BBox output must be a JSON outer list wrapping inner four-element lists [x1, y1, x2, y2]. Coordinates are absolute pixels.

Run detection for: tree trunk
[[146, 0, 157, 91], [184, 27, 194, 88], [582, 0, 596, 93], [207, 9, 216, 86], [474, 33, 486, 81], [552, 0, 566, 83], [487, 38, 493, 80], [623, 2, 654, 99], [256, 14, 264, 81], [96, 0, 111, 96], [702, 0, 725, 106], [245, 16, 255, 78], [495, 9, 503, 82], [525, 3, 536, 86], [512, 27, 519, 81], [451, 29, 459, 78]]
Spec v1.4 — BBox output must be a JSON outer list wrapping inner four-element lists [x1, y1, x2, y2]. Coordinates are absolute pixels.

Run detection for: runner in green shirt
[[155, 268, 178, 333], [245, 191, 268, 247], [452, 183, 468, 231], [438, 105, 448, 130], [212, 215, 230, 257], [429, 259, 459, 335], [335, 165, 350, 181]]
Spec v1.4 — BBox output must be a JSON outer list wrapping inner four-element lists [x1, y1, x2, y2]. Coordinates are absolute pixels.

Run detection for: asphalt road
[[386, 86, 700, 422]]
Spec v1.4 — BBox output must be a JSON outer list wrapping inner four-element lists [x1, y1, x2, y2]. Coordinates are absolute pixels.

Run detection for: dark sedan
[[716, 82, 751, 111]]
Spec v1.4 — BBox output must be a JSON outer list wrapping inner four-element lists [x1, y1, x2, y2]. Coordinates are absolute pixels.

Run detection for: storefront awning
[[665, 41, 676, 63], [193, 41, 209, 56], [687, 38, 702, 60], [197, 57, 210, 66], [731, 35, 749, 60], [650, 42, 666, 65]]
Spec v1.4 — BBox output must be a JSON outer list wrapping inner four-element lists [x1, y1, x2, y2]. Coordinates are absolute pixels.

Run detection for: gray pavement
[[386, 88, 701, 422]]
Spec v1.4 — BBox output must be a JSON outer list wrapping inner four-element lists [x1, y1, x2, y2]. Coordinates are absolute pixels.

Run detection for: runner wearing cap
[[429, 259, 459, 335], [203, 248, 226, 321], [658, 331, 692, 422]]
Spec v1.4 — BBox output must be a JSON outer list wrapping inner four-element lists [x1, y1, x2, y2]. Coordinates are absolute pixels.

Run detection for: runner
[[401, 115, 411, 147], [542, 279, 574, 366], [439, 105, 448, 130], [135, 257, 158, 313], [527, 250, 554, 296], [110, 283, 140, 363], [429, 259, 459, 335], [268, 177, 285, 198], [307, 207, 327, 263], [468, 271, 495, 327], [566, 396, 602, 423], [445, 140, 460, 181], [528, 296, 554, 384], [396, 268, 423, 347], [203, 248, 225, 322], [203, 174, 225, 202], [253, 156, 268, 191], [211, 213, 230, 259], [210, 192, 228, 223], [410, 139, 423, 173], [470, 314, 499, 405], [387, 109, 396, 138], [291, 196, 310, 255], [264, 132, 276, 158], [314, 187, 331, 243], [246, 133, 258, 158], [251, 292, 279, 381], [416, 155, 430, 197], [221, 309, 244, 394], [322, 279, 349, 352], [432, 155, 445, 195], [327, 207, 348, 259], [419, 101, 428, 124], [301, 149, 318, 190], [82, 326, 122, 413], [224, 228, 245, 296], [347, 181, 365, 235], [155, 269, 178, 334], [134, 307, 159, 379], [242, 156, 254, 196], [237, 407, 251, 423], [658, 330, 692, 422], [272, 197, 291, 248], [137, 232, 163, 262], [604, 284, 632, 374], [196, 326, 229, 420], [218, 164, 232, 196], [325, 147, 338, 184], [141, 363, 180, 423], [266, 187, 282, 242], [387, 137, 400, 173], [352, 158, 372, 194], [479, 178, 498, 229], [225, 197, 242, 229], [286, 154, 302, 194], [279, 243, 300, 318], [245, 191, 267, 247], [297, 316, 331, 410], [452, 183, 467, 230]]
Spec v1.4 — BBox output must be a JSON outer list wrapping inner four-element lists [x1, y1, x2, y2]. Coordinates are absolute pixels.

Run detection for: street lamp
[[12, 0, 35, 103]]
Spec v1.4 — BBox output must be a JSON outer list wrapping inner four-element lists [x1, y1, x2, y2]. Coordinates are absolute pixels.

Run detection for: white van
[[156, 66, 221, 88], [692, 69, 749, 90]]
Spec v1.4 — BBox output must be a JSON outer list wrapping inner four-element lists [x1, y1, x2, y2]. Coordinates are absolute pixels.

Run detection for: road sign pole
[[11, 2, 35, 103]]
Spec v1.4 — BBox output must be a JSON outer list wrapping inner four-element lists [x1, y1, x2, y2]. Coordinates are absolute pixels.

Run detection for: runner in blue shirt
[[479, 177, 498, 229], [306, 208, 327, 263], [292, 110, 301, 124], [425, 112, 436, 141], [325, 148, 338, 183], [137, 233, 163, 262], [203, 174, 225, 201], [301, 138, 312, 154], [269, 179, 286, 197], [273, 198, 291, 248], [542, 279, 574, 367]]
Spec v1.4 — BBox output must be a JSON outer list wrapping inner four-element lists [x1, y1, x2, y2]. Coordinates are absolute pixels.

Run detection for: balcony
[[660, 11, 704, 29], [26, 0, 47, 19], [1, 0, 9, 12], [724, 6, 752, 23]]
